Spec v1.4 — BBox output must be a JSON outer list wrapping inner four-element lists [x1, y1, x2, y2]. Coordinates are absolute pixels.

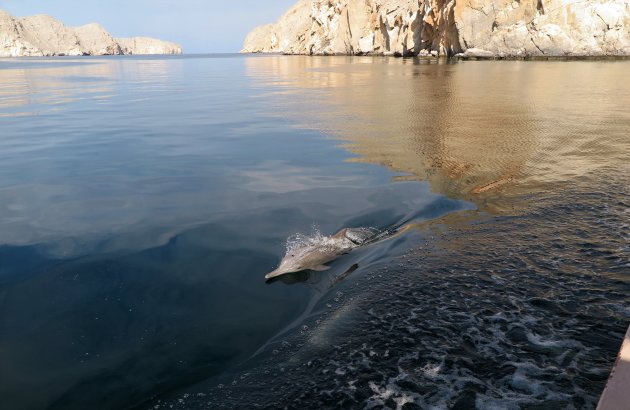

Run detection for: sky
[[0, 0, 297, 53]]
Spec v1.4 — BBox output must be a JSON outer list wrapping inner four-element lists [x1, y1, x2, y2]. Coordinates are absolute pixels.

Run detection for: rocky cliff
[[242, 0, 629, 57], [0, 9, 182, 57], [116, 37, 182, 55]]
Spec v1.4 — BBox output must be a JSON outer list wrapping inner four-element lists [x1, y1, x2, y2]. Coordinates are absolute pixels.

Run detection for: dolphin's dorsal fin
[[311, 264, 330, 271], [332, 228, 348, 239]]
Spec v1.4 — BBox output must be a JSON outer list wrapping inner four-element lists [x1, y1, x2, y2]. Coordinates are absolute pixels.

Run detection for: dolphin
[[265, 227, 381, 280]]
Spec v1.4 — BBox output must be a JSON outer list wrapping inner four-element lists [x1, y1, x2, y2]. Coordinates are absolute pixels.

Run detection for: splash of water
[[285, 226, 342, 255], [284, 226, 382, 256]]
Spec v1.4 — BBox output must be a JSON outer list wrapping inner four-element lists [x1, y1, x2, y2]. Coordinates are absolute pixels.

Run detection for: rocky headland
[[0, 9, 182, 57], [242, 0, 629, 57]]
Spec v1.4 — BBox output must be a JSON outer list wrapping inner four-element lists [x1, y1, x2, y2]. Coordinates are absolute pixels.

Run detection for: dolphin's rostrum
[[265, 227, 381, 280]]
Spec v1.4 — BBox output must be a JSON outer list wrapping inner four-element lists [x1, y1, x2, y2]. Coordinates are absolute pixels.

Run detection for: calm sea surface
[[0, 55, 628, 409]]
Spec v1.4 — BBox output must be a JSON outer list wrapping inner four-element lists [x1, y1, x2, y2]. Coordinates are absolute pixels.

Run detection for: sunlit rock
[[0, 9, 42, 56], [242, 0, 630, 57], [75, 23, 122, 55], [0, 8, 182, 57], [359, 33, 375, 53], [116, 37, 182, 55], [241, 0, 312, 53], [462, 47, 494, 58], [18, 13, 83, 56]]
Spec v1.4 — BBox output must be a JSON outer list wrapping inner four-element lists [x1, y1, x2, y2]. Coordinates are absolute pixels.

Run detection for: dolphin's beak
[[265, 269, 283, 280], [265, 266, 298, 280]]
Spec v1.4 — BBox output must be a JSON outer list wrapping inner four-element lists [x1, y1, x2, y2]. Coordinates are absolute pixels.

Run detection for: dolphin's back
[[343, 227, 381, 245]]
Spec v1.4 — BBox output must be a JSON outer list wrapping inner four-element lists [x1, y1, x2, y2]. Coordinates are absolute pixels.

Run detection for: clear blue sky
[[0, 0, 296, 53]]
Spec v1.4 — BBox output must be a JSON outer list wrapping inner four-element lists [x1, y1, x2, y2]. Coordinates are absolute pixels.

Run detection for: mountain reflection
[[245, 56, 630, 212], [0, 57, 179, 117]]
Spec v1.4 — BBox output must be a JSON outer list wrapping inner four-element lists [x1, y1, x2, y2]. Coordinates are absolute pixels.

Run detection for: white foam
[[526, 331, 582, 349], [285, 226, 331, 253], [510, 367, 545, 396], [420, 363, 441, 378]]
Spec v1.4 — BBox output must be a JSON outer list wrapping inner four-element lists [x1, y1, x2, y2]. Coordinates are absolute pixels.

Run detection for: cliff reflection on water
[[0, 57, 177, 118], [245, 56, 630, 213]]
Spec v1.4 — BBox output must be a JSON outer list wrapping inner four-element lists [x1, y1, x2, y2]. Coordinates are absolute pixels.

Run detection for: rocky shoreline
[[0, 9, 181, 57], [242, 0, 629, 58]]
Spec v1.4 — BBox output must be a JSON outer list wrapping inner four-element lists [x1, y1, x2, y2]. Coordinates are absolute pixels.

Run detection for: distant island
[[0, 9, 182, 57], [242, 0, 629, 58]]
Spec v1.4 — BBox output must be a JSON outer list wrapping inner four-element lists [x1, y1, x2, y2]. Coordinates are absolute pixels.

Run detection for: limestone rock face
[[0, 9, 42, 56], [0, 8, 182, 57], [456, 0, 630, 56], [74, 23, 121, 55], [116, 37, 183, 55], [18, 14, 83, 56], [242, 0, 460, 56], [242, 0, 630, 57], [242, 0, 313, 53]]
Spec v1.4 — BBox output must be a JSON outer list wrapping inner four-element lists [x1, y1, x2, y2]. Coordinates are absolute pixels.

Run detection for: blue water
[[0, 55, 469, 409], [1, 55, 629, 410]]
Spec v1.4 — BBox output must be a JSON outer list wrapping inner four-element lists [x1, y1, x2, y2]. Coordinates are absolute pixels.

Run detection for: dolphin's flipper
[[311, 264, 330, 271]]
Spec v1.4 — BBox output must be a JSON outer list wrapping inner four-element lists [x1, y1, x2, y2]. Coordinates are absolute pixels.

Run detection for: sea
[[0, 54, 628, 410]]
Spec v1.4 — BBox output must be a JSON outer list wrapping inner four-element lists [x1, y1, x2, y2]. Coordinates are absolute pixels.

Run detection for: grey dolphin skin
[[265, 227, 380, 280]]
